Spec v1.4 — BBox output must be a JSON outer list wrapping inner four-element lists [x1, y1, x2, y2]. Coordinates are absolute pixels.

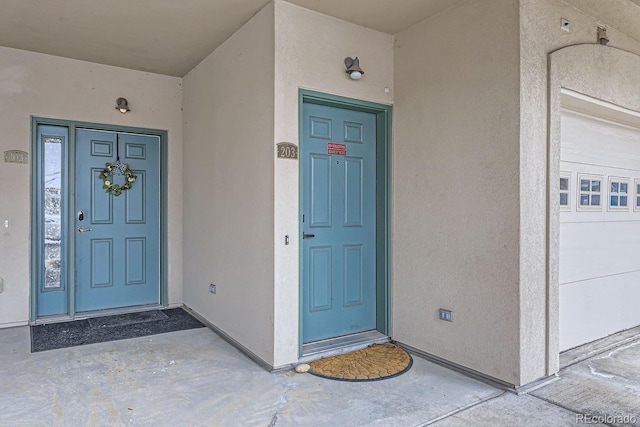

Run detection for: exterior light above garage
[[597, 25, 609, 45]]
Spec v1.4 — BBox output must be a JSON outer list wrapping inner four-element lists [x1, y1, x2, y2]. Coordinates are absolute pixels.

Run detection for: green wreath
[[100, 162, 137, 196]]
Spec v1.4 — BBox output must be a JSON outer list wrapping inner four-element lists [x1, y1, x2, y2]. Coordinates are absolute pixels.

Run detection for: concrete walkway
[[0, 324, 638, 426]]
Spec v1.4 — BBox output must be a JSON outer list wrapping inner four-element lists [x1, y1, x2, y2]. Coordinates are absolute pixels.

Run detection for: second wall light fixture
[[116, 97, 130, 113], [344, 57, 364, 80]]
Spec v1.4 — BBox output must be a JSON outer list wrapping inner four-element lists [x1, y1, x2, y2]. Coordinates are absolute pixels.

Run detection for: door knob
[[77, 227, 92, 233], [303, 233, 315, 239]]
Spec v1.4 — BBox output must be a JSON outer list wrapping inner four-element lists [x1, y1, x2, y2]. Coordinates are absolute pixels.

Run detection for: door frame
[[30, 117, 169, 321], [298, 90, 392, 351]]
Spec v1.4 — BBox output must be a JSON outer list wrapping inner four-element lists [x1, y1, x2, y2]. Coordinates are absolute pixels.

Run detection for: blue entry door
[[302, 103, 377, 343], [75, 129, 160, 312]]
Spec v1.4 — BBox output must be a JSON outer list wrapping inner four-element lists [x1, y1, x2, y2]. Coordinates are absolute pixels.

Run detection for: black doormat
[[30, 308, 206, 352]]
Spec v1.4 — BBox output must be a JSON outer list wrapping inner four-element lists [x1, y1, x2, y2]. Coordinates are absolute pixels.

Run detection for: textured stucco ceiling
[[0, 0, 271, 77], [287, 0, 464, 35], [0, 0, 458, 77]]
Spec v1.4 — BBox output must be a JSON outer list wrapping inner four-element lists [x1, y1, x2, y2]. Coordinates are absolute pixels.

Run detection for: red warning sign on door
[[328, 143, 347, 156]]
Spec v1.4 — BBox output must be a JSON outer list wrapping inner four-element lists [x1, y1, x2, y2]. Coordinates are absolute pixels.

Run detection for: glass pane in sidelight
[[43, 136, 63, 289]]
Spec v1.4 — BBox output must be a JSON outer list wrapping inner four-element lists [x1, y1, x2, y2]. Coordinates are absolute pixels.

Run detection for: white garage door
[[560, 106, 640, 351]]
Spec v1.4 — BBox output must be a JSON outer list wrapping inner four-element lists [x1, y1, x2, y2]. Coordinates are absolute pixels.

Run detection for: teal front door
[[302, 102, 377, 343], [75, 129, 160, 312]]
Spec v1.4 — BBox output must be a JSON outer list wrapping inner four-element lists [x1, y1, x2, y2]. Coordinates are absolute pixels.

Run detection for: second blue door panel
[[302, 103, 377, 343]]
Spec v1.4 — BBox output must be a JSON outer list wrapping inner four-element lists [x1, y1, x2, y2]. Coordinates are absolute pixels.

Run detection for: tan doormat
[[308, 342, 412, 382]]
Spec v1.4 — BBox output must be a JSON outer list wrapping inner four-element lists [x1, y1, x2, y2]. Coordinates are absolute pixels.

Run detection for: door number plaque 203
[[276, 142, 298, 160]]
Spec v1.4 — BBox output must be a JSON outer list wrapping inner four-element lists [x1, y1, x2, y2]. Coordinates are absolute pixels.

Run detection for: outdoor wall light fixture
[[115, 97, 130, 113], [344, 57, 364, 80], [597, 25, 609, 45]]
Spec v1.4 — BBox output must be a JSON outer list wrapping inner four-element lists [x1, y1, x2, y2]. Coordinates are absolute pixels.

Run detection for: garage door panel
[[560, 221, 640, 285], [561, 111, 640, 171], [560, 273, 640, 351]]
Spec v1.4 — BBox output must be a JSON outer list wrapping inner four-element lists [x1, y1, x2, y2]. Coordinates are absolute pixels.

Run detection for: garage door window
[[577, 174, 602, 211], [560, 172, 571, 211], [635, 179, 640, 211], [609, 177, 629, 210]]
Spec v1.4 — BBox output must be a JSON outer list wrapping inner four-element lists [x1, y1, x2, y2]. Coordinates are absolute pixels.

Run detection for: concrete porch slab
[[1, 323, 639, 426], [0, 326, 501, 426]]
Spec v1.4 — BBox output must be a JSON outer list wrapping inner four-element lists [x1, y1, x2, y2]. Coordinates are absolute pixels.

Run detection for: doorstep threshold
[[31, 304, 163, 325], [299, 330, 389, 363]]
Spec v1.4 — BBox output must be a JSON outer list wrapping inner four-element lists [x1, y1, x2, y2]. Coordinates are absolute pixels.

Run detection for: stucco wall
[[519, 0, 640, 381], [0, 47, 183, 327], [272, 0, 394, 367], [393, 0, 522, 385], [182, 3, 276, 364]]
